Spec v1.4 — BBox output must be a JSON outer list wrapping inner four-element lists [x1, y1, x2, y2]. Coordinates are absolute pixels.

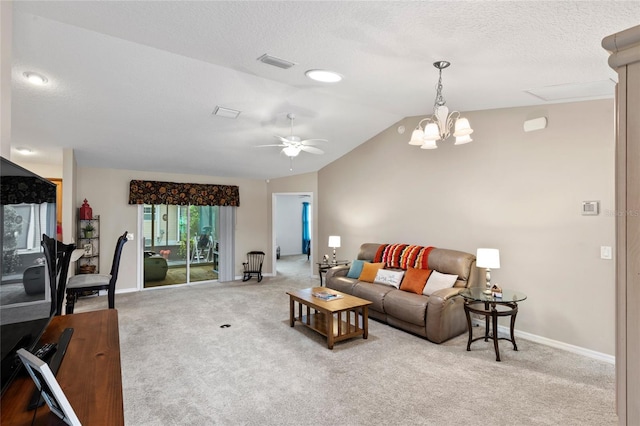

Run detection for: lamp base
[[484, 268, 492, 294]]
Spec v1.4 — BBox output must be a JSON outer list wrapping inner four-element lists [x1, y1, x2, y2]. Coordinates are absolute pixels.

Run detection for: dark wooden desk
[[1, 310, 124, 425]]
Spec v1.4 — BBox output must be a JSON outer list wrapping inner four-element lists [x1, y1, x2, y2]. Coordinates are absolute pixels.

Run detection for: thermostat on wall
[[582, 201, 599, 216]]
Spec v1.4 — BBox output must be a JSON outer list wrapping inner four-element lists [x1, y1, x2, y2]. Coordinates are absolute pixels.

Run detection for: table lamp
[[476, 248, 500, 294], [328, 236, 341, 264]]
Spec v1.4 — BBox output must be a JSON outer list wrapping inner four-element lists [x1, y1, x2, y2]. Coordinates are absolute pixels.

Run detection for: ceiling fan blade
[[256, 144, 286, 148], [300, 146, 324, 155], [300, 138, 328, 145], [274, 135, 292, 144]]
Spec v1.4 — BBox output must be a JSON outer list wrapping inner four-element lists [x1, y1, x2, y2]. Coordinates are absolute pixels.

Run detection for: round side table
[[460, 287, 527, 362]]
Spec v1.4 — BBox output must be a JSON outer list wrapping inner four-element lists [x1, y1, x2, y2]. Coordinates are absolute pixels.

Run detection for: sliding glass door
[[142, 204, 218, 288]]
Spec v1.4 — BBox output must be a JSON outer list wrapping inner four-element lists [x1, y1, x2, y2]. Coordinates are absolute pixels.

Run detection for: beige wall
[[75, 167, 269, 291], [318, 99, 616, 356]]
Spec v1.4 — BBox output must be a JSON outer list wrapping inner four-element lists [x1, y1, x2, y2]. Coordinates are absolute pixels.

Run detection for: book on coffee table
[[312, 291, 343, 301]]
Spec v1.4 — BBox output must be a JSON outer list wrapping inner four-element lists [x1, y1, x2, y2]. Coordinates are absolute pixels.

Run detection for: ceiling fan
[[257, 113, 327, 158]]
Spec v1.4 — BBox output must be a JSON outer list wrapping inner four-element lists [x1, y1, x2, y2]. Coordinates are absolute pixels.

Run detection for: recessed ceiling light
[[15, 147, 33, 155], [23, 72, 48, 86], [305, 69, 342, 83]]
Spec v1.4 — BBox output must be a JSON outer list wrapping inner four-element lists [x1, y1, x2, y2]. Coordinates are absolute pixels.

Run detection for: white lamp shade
[[420, 139, 438, 149], [328, 236, 341, 248], [454, 134, 473, 145], [282, 146, 301, 157], [409, 128, 425, 145], [476, 248, 500, 269], [423, 122, 441, 141], [453, 117, 473, 137]]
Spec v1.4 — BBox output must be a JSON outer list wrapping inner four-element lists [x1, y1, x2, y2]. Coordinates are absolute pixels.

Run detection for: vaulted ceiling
[[9, 1, 640, 179]]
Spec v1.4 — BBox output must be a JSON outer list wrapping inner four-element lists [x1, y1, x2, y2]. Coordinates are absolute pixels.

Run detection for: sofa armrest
[[429, 287, 463, 301], [425, 287, 466, 343], [324, 264, 349, 280]]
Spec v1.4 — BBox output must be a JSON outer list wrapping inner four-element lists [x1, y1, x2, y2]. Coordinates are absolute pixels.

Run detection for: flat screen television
[[0, 156, 57, 395]]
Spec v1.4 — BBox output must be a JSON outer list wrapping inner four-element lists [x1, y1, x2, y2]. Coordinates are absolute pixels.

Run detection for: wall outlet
[[600, 246, 612, 260], [126, 233, 134, 241]]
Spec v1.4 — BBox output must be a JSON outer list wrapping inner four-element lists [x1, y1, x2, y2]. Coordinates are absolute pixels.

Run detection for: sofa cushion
[[373, 269, 405, 288], [422, 271, 458, 295], [352, 282, 394, 313], [358, 262, 385, 282], [346, 260, 365, 279], [400, 267, 432, 294], [384, 290, 429, 326]]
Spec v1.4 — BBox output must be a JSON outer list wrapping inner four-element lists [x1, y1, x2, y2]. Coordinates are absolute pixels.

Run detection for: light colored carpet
[[74, 255, 616, 425], [144, 264, 218, 288]]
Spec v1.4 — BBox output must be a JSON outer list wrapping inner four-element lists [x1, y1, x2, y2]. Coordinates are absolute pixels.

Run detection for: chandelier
[[409, 61, 473, 149]]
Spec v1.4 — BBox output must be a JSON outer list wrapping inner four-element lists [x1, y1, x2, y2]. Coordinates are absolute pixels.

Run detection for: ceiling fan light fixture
[[283, 146, 301, 157], [305, 69, 342, 83]]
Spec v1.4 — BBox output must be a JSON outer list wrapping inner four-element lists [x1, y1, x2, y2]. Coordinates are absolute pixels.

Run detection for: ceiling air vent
[[257, 54, 296, 69], [212, 106, 241, 119]]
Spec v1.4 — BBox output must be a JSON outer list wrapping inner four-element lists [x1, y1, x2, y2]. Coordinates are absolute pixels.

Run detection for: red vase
[[79, 199, 93, 220]]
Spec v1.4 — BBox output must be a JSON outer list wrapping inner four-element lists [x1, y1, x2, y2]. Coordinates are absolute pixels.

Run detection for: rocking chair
[[242, 251, 265, 282]]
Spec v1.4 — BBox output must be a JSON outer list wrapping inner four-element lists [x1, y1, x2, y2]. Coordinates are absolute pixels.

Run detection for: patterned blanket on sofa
[[373, 244, 434, 270]]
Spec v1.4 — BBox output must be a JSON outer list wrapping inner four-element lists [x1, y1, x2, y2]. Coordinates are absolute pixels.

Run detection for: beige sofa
[[325, 243, 478, 343]]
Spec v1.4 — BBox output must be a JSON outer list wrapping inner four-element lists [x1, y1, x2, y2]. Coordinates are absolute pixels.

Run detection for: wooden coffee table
[[286, 287, 372, 349]]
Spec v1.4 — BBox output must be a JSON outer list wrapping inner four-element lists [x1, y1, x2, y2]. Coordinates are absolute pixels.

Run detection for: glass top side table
[[316, 261, 350, 286], [460, 287, 527, 361]]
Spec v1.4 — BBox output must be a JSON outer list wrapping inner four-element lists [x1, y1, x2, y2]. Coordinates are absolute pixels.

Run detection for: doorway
[[272, 193, 314, 277], [141, 204, 219, 287]]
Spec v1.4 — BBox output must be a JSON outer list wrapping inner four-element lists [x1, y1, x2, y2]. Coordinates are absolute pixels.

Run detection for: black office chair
[[65, 231, 128, 314], [242, 251, 265, 282]]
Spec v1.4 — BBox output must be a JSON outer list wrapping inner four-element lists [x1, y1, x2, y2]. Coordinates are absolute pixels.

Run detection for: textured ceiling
[[9, 1, 640, 179]]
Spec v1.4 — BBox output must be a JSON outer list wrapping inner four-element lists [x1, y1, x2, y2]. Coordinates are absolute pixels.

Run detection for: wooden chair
[[65, 231, 128, 314], [242, 251, 265, 282]]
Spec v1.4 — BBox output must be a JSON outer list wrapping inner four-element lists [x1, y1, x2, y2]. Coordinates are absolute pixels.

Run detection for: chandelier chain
[[434, 68, 446, 108]]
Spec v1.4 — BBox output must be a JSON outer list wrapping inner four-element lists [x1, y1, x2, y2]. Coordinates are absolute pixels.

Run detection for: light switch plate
[[600, 246, 612, 260]]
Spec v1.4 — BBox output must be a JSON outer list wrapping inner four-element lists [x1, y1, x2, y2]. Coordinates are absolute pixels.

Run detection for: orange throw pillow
[[400, 267, 432, 294], [359, 262, 385, 283]]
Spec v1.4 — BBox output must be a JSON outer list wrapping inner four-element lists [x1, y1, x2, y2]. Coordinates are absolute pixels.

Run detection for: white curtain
[[217, 206, 236, 282]]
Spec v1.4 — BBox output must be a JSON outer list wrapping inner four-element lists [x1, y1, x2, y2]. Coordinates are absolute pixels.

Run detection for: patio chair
[[242, 251, 265, 282]]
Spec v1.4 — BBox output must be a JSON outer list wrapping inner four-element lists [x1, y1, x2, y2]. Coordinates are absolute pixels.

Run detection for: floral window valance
[[1, 176, 57, 205], [128, 180, 240, 207]]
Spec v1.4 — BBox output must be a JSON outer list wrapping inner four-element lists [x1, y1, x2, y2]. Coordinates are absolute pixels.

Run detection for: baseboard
[[471, 319, 615, 364]]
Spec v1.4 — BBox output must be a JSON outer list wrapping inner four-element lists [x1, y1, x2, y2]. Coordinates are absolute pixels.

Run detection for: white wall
[[318, 99, 616, 356]]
